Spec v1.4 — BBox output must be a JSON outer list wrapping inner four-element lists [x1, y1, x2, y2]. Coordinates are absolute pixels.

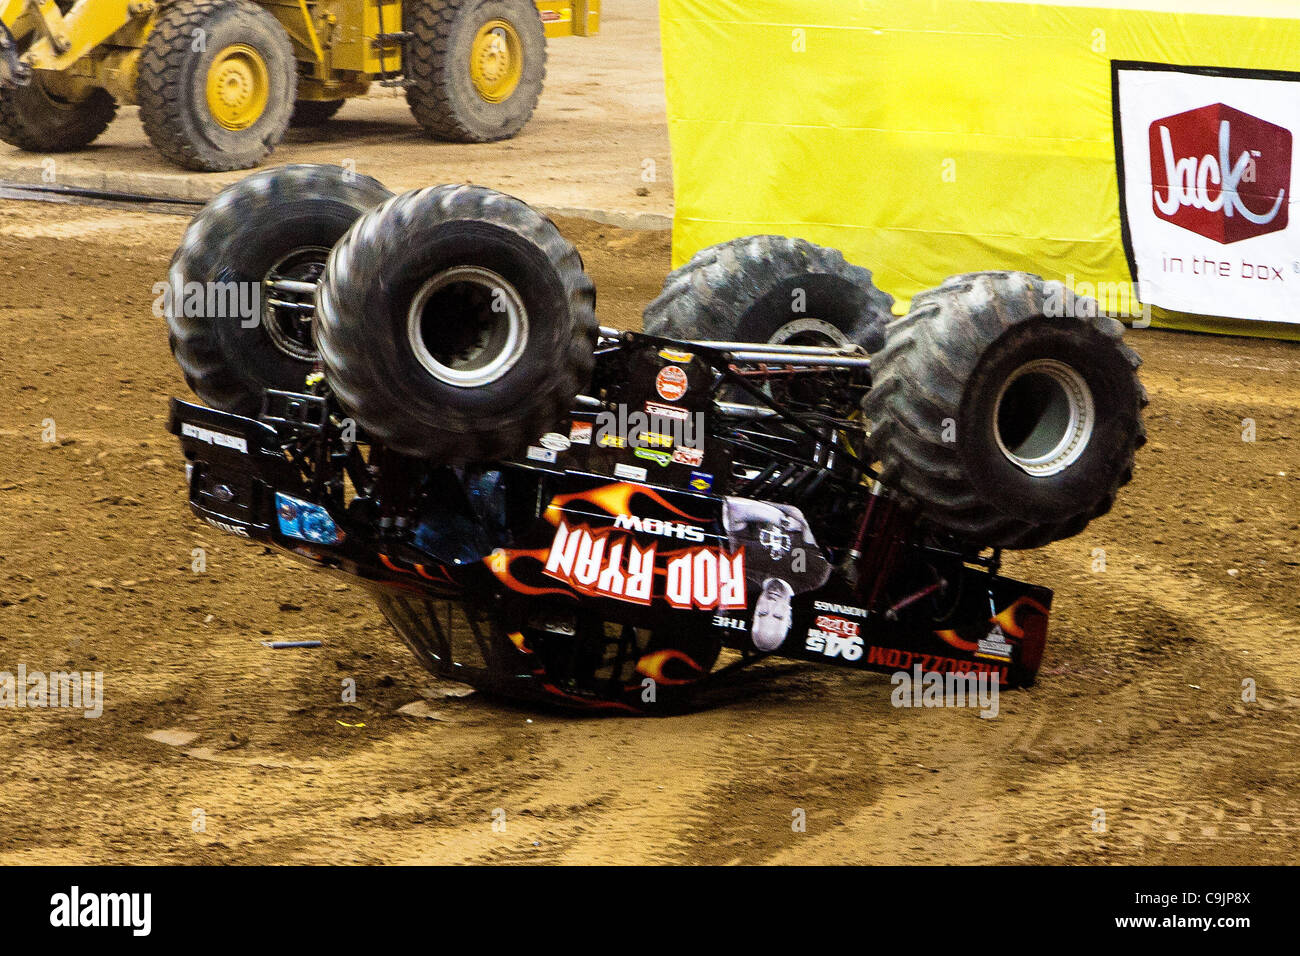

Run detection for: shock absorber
[[841, 483, 915, 611]]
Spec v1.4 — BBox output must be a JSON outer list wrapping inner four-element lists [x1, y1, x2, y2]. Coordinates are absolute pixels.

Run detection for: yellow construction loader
[[0, 0, 598, 170]]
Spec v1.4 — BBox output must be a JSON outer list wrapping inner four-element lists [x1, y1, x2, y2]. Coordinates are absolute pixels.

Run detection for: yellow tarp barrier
[[660, 0, 1300, 338]]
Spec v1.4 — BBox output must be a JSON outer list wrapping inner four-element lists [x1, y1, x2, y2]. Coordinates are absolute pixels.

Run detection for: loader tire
[[137, 0, 296, 171], [290, 98, 345, 127], [315, 185, 597, 463], [404, 0, 547, 143], [643, 235, 893, 352], [168, 164, 392, 415], [862, 272, 1147, 550], [0, 50, 116, 152]]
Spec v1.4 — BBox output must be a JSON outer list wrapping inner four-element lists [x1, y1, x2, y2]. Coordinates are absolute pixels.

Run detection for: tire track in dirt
[[4, 197, 1300, 864], [755, 530, 1300, 865]]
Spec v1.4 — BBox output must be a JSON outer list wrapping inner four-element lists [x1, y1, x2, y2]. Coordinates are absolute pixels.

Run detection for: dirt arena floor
[[0, 198, 1298, 865], [0, 0, 672, 224]]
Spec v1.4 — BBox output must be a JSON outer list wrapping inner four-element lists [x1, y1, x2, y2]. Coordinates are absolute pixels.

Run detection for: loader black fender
[[862, 271, 1147, 550], [137, 0, 296, 171], [0, 81, 115, 153], [0, 20, 116, 153], [167, 164, 393, 415], [642, 235, 893, 351], [289, 98, 345, 127], [314, 185, 598, 463]]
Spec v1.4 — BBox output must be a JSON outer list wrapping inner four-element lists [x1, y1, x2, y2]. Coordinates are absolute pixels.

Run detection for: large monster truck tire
[[289, 98, 345, 127], [168, 164, 393, 415], [642, 235, 893, 352], [404, 0, 546, 143], [137, 0, 296, 171], [863, 271, 1147, 550], [315, 185, 597, 463], [0, 77, 116, 152]]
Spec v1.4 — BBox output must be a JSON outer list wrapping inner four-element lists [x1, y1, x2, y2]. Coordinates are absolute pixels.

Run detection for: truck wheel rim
[[206, 43, 270, 131], [470, 19, 523, 103], [407, 266, 528, 388], [993, 358, 1096, 477], [769, 318, 848, 348], [262, 247, 331, 362]]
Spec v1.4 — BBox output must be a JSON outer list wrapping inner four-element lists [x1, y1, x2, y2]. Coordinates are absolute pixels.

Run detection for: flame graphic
[[934, 595, 1050, 651], [379, 553, 458, 586], [487, 483, 717, 600], [636, 648, 704, 685], [990, 595, 1049, 638], [538, 684, 642, 713], [484, 547, 576, 598], [416, 563, 455, 584], [934, 629, 978, 652], [543, 482, 707, 526]]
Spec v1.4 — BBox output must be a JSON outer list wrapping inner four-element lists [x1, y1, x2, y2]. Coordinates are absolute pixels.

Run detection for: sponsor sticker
[[814, 599, 870, 618], [181, 422, 248, 454], [569, 421, 593, 445], [634, 448, 673, 468], [672, 445, 705, 467], [689, 470, 714, 492], [805, 627, 864, 661], [598, 433, 627, 449], [655, 365, 688, 401], [814, 614, 861, 638], [658, 349, 695, 363], [613, 462, 648, 481], [805, 616, 864, 660], [975, 623, 1014, 662], [526, 446, 557, 463], [645, 401, 689, 421], [539, 432, 571, 452]]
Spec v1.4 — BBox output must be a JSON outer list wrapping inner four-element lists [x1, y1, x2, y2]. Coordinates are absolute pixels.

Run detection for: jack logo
[[1149, 102, 1291, 244]]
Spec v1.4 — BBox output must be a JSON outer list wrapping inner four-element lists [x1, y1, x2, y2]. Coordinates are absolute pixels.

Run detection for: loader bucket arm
[[0, 0, 31, 88], [3, 0, 140, 80]]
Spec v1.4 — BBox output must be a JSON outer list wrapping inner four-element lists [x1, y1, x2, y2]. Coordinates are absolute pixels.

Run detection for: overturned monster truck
[[165, 165, 1146, 713]]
